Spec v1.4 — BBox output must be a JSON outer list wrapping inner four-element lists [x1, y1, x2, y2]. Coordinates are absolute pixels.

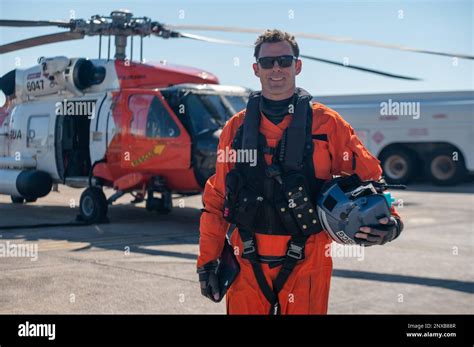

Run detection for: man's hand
[[197, 261, 221, 302], [355, 216, 403, 246]]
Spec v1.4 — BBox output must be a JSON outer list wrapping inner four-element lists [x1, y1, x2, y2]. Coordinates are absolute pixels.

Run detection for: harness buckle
[[242, 239, 256, 256], [286, 242, 304, 260], [265, 165, 283, 184], [271, 302, 280, 315]]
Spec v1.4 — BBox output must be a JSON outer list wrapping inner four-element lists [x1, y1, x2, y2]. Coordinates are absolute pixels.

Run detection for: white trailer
[[314, 91, 474, 185]]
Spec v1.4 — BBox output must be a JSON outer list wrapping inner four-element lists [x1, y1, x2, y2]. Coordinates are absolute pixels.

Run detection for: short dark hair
[[254, 29, 300, 59]]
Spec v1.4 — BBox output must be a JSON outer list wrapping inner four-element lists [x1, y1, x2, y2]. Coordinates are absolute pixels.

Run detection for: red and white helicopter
[[0, 10, 471, 223]]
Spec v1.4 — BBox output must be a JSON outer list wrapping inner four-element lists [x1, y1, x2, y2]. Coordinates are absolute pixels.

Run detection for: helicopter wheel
[[79, 187, 108, 223], [145, 190, 172, 214]]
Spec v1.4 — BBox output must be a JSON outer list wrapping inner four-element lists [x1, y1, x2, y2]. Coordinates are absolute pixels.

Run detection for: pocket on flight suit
[[281, 234, 333, 315], [312, 139, 332, 179], [308, 266, 332, 314], [283, 267, 332, 315], [226, 234, 270, 315], [226, 263, 268, 315]]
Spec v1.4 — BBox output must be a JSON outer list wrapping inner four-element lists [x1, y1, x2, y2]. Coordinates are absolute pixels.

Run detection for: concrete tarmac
[[0, 183, 472, 314]]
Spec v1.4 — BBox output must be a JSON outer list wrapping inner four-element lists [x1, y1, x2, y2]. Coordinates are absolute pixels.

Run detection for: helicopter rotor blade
[[167, 31, 420, 80], [177, 32, 251, 46], [0, 31, 85, 54], [0, 19, 72, 28], [167, 25, 262, 35], [300, 54, 421, 80], [167, 24, 474, 60]]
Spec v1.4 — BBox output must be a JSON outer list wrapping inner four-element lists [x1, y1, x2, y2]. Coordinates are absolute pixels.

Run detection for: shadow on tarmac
[[333, 269, 474, 294], [1, 194, 472, 294]]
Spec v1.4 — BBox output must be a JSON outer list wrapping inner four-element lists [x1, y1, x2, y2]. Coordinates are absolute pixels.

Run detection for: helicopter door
[[55, 112, 91, 180], [122, 90, 191, 171]]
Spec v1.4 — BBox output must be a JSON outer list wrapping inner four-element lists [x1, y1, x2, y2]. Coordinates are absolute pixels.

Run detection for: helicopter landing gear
[[146, 189, 172, 214], [11, 196, 25, 204], [78, 187, 108, 223], [10, 195, 37, 204]]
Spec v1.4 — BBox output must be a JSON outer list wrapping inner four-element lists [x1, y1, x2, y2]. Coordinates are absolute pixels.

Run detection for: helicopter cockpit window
[[129, 94, 180, 138], [200, 95, 233, 121], [27, 115, 49, 148], [225, 95, 247, 114], [184, 94, 222, 136]]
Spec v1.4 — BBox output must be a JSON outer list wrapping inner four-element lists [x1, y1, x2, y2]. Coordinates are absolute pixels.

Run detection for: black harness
[[223, 88, 326, 314]]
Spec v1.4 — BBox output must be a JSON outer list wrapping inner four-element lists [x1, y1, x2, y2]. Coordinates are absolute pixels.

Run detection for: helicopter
[[0, 9, 472, 223]]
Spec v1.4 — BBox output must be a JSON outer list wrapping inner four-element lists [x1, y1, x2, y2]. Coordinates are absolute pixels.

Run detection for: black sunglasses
[[257, 55, 296, 69]]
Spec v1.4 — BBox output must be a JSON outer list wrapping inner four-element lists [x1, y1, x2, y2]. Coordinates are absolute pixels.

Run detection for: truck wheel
[[11, 196, 25, 204], [380, 148, 417, 184], [79, 187, 108, 223], [425, 150, 467, 186]]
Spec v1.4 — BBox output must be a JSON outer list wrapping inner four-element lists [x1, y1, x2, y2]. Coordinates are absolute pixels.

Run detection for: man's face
[[253, 41, 302, 100]]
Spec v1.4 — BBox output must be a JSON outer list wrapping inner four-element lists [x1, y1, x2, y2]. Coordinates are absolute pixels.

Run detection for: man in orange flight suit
[[197, 29, 403, 314]]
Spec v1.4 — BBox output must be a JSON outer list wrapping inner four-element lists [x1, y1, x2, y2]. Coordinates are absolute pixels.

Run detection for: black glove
[[355, 216, 403, 246], [197, 260, 221, 302]]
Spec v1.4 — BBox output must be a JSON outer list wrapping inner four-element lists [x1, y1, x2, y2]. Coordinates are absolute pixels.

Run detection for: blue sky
[[0, 0, 472, 103]]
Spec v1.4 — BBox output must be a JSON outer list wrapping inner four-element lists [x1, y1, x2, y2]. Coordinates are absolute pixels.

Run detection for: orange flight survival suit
[[198, 102, 401, 314]]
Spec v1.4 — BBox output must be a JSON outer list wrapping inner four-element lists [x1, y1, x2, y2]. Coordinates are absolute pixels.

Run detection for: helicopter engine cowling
[[64, 58, 107, 93], [0, 169, 52, 200], [10, 57, 106, 101]]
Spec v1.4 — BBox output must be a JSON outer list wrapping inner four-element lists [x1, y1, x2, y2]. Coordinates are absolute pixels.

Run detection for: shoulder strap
[[242, 91, 262, 151], [282, 87, 312, 172]]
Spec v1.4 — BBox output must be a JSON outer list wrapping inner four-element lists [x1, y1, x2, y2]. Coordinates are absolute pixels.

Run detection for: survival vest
[[222, 87, 326, 314]]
